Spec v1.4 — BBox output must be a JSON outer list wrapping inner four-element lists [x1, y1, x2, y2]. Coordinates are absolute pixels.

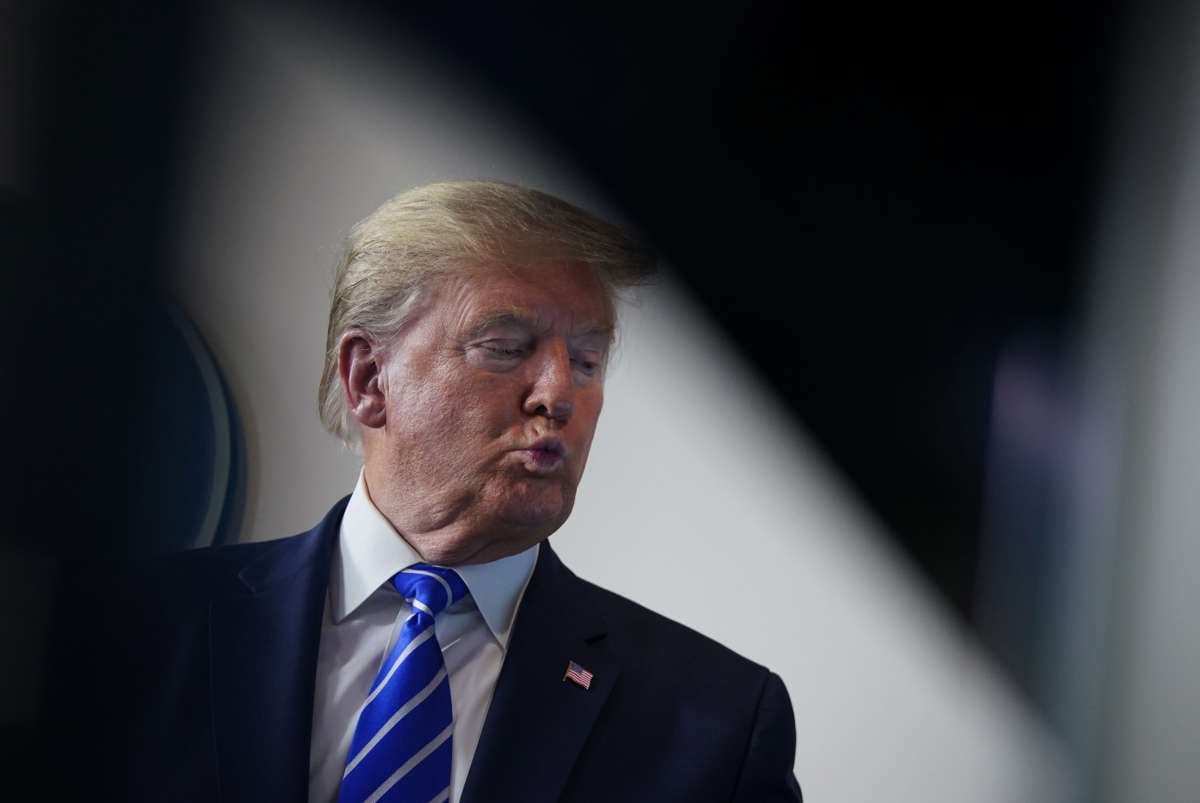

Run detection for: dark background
[[8, 0, 1130, 715]]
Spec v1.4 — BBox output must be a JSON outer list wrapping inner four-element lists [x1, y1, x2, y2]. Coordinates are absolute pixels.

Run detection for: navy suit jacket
[[43, 498, 802, 802]]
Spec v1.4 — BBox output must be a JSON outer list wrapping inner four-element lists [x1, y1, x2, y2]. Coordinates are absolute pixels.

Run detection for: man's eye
[[571, 356, 603, 376], [479, 342, 526, 358]]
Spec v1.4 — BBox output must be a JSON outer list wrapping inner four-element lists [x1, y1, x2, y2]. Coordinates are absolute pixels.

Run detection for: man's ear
[[338, 328, 388, 429]]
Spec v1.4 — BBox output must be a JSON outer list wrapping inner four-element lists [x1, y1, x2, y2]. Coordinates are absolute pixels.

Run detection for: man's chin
[[498, 491, 573, 538], [425, 504, 568, 565], [466, 477, 572, 543], [502, 506, 568, 537]]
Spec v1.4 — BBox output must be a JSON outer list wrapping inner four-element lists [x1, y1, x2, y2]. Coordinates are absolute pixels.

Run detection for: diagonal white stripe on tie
[[360, 626, 435, 711], [411, 598, 435, 618], [339, 565, 468, 803], [343, 667, 448, 777], [363, 722, 454, 803], [403, 568, 454, 606]]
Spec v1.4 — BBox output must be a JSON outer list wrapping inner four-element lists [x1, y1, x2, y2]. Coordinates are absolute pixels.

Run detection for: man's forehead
[[465, 308, 614, 339], [433, 261, 616, 333]]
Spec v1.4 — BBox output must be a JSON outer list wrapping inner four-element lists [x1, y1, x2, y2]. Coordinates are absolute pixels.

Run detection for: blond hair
[[318, 179, 656, 447]]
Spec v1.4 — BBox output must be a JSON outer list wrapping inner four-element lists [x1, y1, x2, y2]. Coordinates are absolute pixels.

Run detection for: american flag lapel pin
[[562, 659, 594, 690]]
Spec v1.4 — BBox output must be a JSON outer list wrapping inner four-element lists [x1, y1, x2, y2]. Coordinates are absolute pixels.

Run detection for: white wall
[[169, 5, 1076, 800]]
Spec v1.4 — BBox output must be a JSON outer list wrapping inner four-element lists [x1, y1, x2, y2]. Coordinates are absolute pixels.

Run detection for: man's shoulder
[[132, 533, 308, 598], [512, 555, 802, 801], [68, 496, 348, 612]]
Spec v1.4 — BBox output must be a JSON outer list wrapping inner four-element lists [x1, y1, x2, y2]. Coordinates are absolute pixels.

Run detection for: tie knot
[[390, 564, 469, 618]]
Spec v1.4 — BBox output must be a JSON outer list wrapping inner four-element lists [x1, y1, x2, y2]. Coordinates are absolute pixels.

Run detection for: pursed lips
[[514, 438, 567, 472]]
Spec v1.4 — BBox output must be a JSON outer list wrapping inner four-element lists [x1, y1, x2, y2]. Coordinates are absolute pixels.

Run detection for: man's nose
[[522, 342, 574, 422]]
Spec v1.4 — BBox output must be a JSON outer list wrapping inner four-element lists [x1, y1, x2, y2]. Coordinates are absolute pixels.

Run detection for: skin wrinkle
[[344, 258, 612, 566]]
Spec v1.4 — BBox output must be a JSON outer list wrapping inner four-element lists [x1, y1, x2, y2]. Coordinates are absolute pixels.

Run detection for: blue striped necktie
[[338, 564, 470, 803]]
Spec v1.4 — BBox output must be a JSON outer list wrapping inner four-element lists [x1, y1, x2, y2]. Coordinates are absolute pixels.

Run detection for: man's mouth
[[517, 439, 566, 472]]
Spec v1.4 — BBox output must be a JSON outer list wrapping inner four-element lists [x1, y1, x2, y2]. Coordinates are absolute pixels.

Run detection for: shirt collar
[[332, 471, 538, 649]]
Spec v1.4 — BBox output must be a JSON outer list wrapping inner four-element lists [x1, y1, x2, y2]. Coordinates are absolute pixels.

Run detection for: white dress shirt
[[308, 472, 538, 803]]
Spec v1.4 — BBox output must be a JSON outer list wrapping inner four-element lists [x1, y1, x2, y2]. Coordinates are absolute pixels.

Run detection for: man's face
[[360, 259, 612, 565]]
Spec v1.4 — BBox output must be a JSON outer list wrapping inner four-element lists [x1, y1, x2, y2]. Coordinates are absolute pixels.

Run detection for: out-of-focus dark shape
[[138, 302, 246, 553], [977, 3, 1200, 801], [976, 331, 1077, 707], [6, 1, 212, 793]]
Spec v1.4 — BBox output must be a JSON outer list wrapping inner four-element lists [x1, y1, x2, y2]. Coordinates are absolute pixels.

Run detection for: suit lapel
[[209, 500, 345, 802], [461, 544, 619, 803]]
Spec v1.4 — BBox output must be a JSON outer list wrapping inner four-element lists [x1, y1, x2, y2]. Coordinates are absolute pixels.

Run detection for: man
[[46, 180, 802, 802]]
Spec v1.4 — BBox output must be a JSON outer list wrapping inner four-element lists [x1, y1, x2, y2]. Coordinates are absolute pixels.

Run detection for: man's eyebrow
[[465, 311, 614, 341], [570, 322, 615, 342], [464, 310, 532, 338]]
